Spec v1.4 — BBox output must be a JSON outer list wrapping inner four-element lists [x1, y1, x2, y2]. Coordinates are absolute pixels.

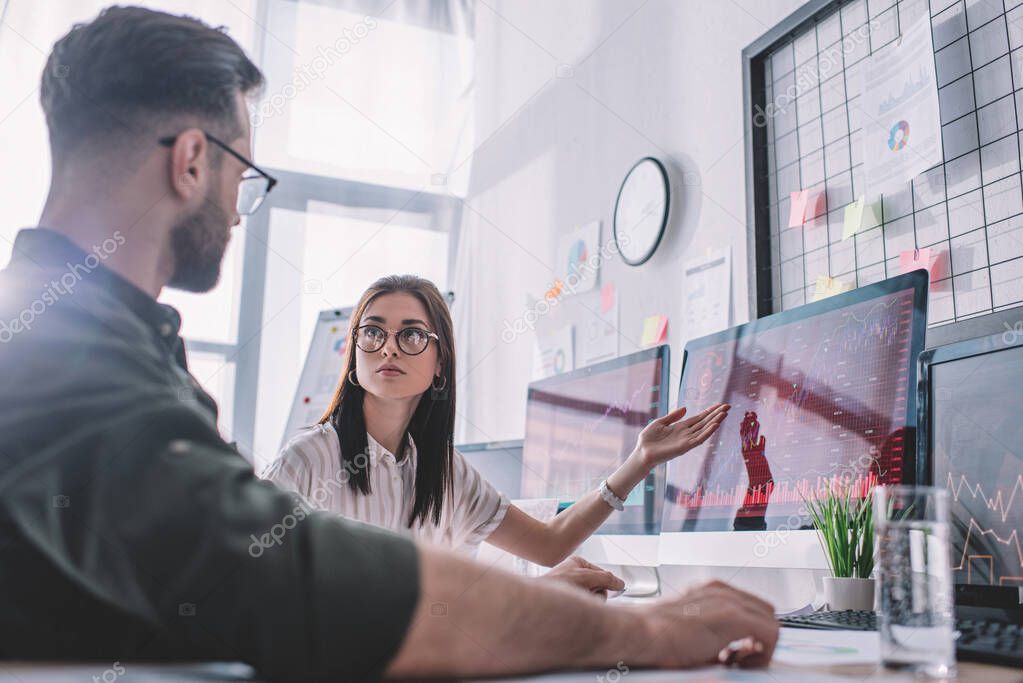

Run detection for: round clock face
[[613, 157, 670, 266]]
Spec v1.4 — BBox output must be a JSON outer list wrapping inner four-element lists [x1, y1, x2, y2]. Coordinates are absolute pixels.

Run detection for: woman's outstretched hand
[[635, 403, 730, 468]]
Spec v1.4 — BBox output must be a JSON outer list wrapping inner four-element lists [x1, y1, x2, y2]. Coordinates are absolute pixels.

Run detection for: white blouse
[[261, 422, 509, 553]]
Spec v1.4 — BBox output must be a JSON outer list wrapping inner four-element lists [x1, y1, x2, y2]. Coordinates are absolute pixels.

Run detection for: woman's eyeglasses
[[158, 130, 278, 216], [354, 324, 438, 356]]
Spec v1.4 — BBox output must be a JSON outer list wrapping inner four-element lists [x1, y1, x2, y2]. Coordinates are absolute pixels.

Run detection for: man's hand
[[635, 403, 730, 468], [625, 580, 779, 669], [539, 555, 625, 599], [388, 546, 779, 678]]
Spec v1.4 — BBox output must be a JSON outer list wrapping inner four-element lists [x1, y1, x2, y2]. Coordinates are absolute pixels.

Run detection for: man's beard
[[167, 187, 231, 293]]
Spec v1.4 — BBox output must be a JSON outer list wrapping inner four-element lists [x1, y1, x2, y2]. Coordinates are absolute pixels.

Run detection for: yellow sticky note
[[641, 314, 667, 347], [842, 196, 865, 240], [812, 275, 853, 302]]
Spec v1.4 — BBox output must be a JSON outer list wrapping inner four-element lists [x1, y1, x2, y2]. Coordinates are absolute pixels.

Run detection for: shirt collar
[[9, 227, 183, 346], [366, 432, 416, 466]]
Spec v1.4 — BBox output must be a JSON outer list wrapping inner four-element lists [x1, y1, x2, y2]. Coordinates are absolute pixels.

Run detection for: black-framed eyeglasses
[[354, 324, 439, 356], [158, 130, 278, 216]]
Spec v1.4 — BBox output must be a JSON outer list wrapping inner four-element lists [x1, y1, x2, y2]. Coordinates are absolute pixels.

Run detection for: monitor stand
[[620, 565, 660, 597]]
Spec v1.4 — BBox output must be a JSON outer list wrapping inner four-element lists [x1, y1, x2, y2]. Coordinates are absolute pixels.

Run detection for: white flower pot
[[823, 576, 875, 611]]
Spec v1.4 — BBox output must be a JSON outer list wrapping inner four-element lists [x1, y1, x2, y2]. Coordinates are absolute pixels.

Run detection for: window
[[1, 0, 474, 465]]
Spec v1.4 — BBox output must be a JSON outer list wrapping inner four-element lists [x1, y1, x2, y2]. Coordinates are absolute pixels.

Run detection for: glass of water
[[873, 485, 956, 677]]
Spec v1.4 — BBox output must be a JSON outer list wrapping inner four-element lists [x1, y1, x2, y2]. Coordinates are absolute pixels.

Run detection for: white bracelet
[[599, 479, 626, 511]]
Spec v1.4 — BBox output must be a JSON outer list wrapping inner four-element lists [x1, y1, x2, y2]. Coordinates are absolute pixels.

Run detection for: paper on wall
[[580, 281, 620, 367], [555, 221, 600, 295], [532, 325, 574, 379], [860, 13, 943, 199], [682, 248, 731, 340]]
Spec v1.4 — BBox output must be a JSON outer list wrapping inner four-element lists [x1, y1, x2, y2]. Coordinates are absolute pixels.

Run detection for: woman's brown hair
[[319, 274, 455, 527]]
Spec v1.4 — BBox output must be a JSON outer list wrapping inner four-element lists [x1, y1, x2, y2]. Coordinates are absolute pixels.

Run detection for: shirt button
[[159, 322, 174, 337]]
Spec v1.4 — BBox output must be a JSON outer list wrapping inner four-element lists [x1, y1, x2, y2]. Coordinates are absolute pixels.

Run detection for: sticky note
[[807, 191, 827, 222], [600, 281, 616, 313], [812, 275, 853, 302], [899, 247, 933, 279], [655, 316, 668, 343], [641, 314, 668, 347], [842, 196, 866, 240], [788, 190, 809, 228]]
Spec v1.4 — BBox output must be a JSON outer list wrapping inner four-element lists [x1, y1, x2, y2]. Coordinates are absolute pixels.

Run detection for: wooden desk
[[0, 657, 1017, 682], [776, 660, 1022, 682], [1, 658, 1014, 678]]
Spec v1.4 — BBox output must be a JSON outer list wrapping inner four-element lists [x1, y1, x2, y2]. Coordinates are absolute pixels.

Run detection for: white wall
[[456, 0, 804, 441], [455, 0, 837, 604]]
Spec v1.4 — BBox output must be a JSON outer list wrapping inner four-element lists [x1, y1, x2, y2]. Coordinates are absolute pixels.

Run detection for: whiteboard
[[279, 308, 355, 451]]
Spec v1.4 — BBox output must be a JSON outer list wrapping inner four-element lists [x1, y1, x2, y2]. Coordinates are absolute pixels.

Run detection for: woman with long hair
[[262, 275, 728, 594]]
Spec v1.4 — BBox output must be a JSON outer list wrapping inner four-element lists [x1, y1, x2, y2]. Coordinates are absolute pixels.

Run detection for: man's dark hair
[[40, 5, 264, 160]]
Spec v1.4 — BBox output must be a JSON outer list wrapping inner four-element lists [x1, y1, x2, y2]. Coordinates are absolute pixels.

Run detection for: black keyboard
[[779, 610, 1023, 667], [956, 618, 1023, 667], [780, 610, 877, 631]]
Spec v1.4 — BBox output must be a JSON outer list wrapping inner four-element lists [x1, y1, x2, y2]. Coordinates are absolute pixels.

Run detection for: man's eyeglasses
[[354, 324, 439, 356], [158, 130, 277, 216]]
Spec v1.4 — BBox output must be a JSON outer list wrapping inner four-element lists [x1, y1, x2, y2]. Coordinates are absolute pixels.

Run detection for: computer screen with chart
[[521, 345, 669, 535], [923, 335, 1023, 589], [661, 271, 928, 535]]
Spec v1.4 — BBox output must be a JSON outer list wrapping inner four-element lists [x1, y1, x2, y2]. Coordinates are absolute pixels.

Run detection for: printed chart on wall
[[861, 13, 942, 198], [663, 285, 916, 532], [533, 326, 574, 380], [555, 220, 601, 294], [279, 310, 354, 450]]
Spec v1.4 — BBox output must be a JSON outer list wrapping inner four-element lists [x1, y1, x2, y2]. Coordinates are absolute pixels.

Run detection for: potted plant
[[804, 484, 875, 611]]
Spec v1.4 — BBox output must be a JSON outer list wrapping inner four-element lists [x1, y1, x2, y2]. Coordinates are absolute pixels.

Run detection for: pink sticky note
[[655, 316, 668, 343], [806, 191, 827, 222], [788, 190, 809, 228], [900, 247, 933, 279], [600, 282, 616, 313]]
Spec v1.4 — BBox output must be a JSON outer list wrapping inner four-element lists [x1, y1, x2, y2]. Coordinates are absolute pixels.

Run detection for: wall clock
[[612, 156, 670, 266]]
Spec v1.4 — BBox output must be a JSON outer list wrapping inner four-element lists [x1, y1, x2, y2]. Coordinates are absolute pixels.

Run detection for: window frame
[[199, 168, 462, 459]]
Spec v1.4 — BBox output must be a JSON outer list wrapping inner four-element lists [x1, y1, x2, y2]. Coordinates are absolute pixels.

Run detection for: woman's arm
[[486, 403, 730, 566]]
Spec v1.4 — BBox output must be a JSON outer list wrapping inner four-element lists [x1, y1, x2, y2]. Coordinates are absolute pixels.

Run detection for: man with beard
[[0, 6, 778, 681]]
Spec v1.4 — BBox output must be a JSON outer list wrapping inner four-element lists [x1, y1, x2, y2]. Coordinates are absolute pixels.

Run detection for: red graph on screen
[[666, 289, 915, 528], [677, 472, 881, 508], [948, 472, 1023, 586]]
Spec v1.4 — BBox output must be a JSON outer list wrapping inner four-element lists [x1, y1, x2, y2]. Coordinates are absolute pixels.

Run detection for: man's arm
[[388, 544, 780, 677], [14, 396, 775, 679], [6, 399, 419, 681]]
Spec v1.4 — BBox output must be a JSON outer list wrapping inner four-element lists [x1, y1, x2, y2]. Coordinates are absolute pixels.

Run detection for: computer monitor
[[919, 330, 1023, 607], [455, 439, 523, 500], [660, 271, 928, 568], [520, 345, 669, 565]]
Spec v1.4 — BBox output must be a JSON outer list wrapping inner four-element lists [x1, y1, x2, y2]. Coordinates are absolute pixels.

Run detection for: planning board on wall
[[744, 0, 1023, 327]]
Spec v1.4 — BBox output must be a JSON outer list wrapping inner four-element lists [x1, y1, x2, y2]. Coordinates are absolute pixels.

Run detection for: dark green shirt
[[0, 228, 419, 681]]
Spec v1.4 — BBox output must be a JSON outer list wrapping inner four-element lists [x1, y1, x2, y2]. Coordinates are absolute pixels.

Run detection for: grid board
[[751, 0, 1023, 326]]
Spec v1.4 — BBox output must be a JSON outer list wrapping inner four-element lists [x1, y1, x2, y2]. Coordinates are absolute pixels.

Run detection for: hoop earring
[[432, 375, 447, 391], [348, 370, 360, 387]]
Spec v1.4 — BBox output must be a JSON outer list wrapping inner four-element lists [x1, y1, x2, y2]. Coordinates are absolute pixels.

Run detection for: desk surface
[[0, 659, 1018, 682]]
